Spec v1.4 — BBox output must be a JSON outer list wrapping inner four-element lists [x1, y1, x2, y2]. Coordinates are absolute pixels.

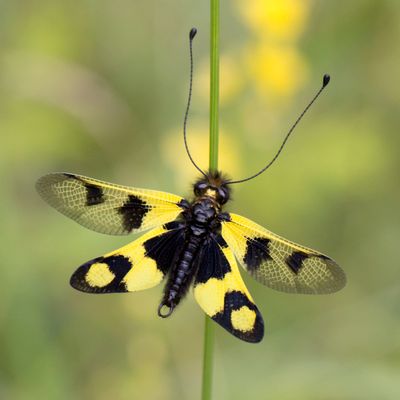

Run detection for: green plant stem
[[202, 1, 219, 400], [209, 0, 219, 172], [202, 317, 215, 400]]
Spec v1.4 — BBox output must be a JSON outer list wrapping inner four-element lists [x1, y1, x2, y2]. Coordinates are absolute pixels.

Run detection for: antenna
[[227, 74, 331, 185], [183, 28, 207, 178]]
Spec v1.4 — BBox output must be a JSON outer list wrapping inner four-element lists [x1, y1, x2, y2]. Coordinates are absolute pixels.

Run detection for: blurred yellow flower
[[245, 43, 308, 98], [161, 123, 241, 192], [235, 0, 310, 40], [196, 54, 244, 105]]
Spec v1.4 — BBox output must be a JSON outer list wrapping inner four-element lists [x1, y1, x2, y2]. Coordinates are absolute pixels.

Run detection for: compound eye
[[217, 188, 228, 204], [194, 182, 208, 196]]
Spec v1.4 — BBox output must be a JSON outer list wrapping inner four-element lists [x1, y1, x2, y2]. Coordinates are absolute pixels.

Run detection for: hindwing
[[194, 236, 264, 343], [36, 173, 184, 235], [71, 221, 185, 293], [222, 213, 346, 294]]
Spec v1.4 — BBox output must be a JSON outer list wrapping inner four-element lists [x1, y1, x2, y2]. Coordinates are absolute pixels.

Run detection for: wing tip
[[35, 172, 73, 199], [69, 256, 124, 294], [69, 273, 91, 293], [320, 256, 347, 294], [241, 312, 265, 343], [69, 257, 99, 293], [215, 307, 265, 343]]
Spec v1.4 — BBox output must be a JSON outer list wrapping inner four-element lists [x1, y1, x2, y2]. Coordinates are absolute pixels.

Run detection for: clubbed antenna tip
[[190, 27, 197, 40], [323, 74, 331, 87], [227, 73, 332, 185], [183, 26, 206, 177]]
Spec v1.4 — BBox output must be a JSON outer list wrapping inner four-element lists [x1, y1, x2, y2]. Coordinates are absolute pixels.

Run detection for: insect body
[[158, 173, 231, 317], [36, 28, 346, 343], [36, 170, 345, 343]]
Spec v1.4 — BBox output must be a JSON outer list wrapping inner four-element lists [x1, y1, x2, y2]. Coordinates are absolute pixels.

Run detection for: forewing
[[71, 222, 185, 293], [222, 213, 346, 295], [194, 236, 264, 343], [36, 173, 184, 235]]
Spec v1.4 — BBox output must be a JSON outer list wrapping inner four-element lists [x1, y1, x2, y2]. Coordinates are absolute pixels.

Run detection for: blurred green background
[[1, 1, 399, 399]]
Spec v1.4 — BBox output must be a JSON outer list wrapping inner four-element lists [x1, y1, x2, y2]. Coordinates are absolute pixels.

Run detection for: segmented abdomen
[[160, 233, 204, 313], [158, 197, 219, 317]]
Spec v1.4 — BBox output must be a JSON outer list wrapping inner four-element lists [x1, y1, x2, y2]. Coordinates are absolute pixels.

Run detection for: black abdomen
[[158, 197, 218, 318]]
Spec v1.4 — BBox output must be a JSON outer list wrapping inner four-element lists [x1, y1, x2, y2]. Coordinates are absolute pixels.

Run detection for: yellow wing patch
[[231, 306, 257, 333], [194, 278, 225, 316], [36, 173, 184, 235], [123, 258, 163, 291], [194, 270, 254, 317], [85, 263, 115, 288], [222, 213, 346, 294]]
